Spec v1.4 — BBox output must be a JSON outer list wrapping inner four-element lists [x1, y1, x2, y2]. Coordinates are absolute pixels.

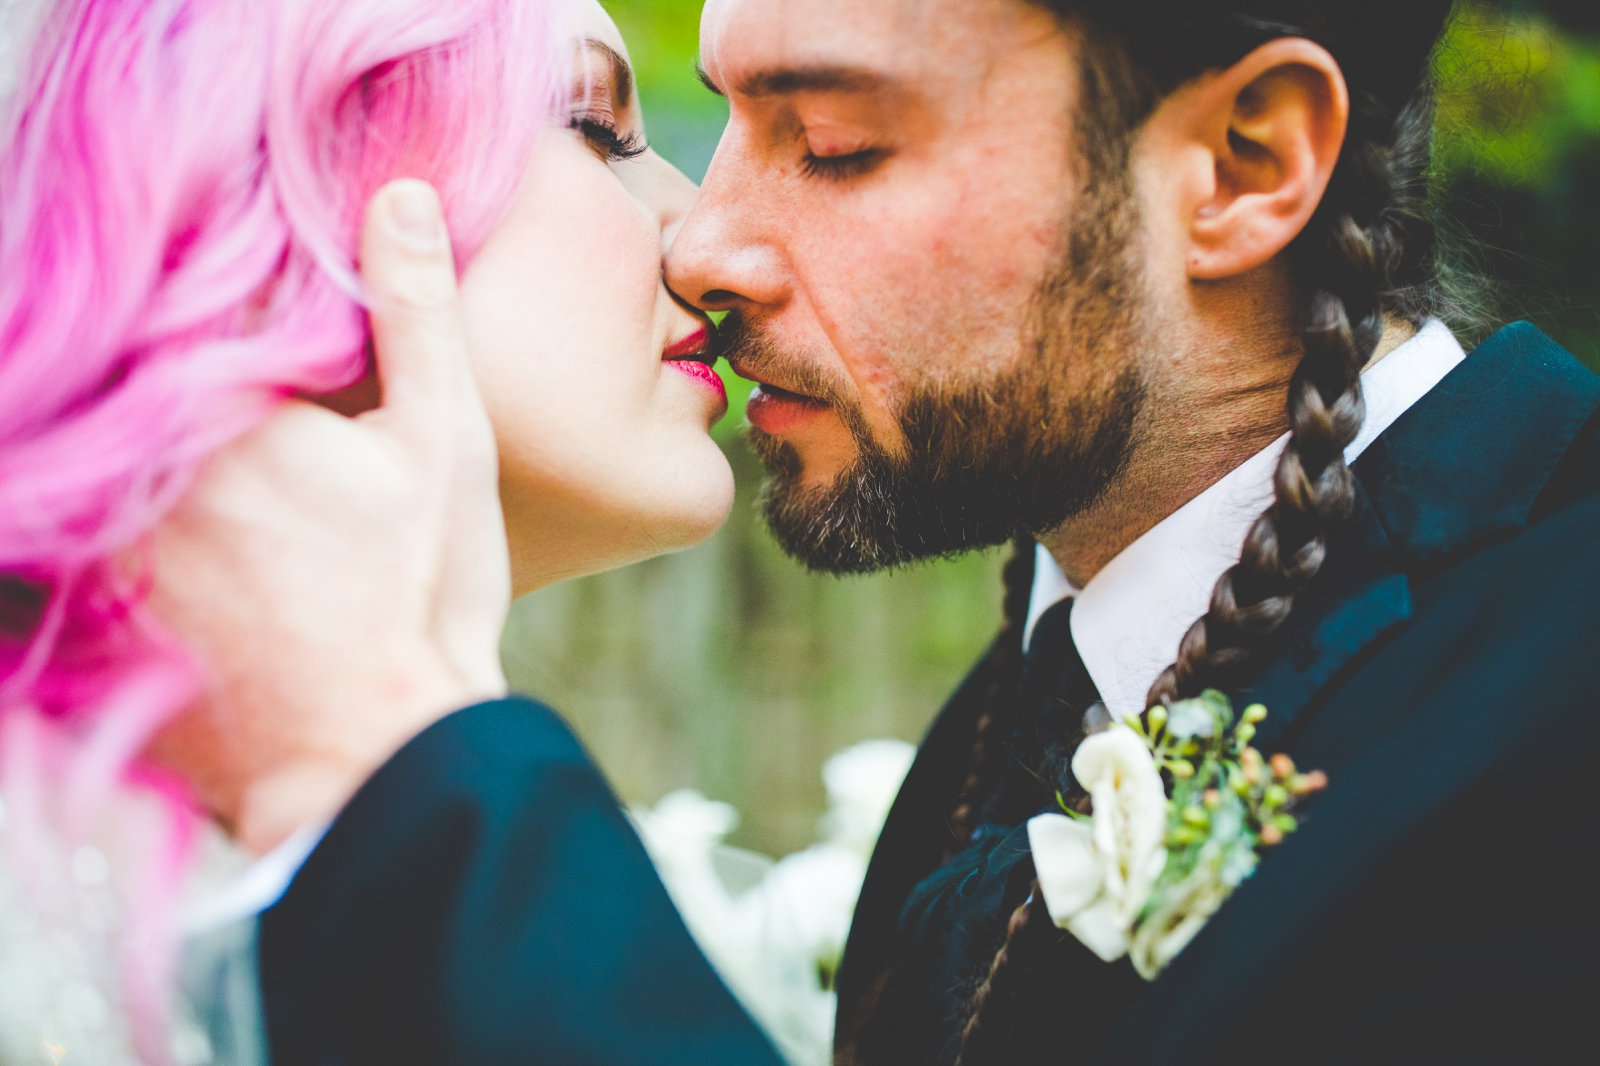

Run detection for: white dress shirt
[[1022, 318, 1467, 721], [183, 818, 330, 933]]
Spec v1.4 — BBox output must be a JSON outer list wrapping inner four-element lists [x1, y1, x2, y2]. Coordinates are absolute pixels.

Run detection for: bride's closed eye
[[568, 38, 647, 164], [571, 115, 648, 162]]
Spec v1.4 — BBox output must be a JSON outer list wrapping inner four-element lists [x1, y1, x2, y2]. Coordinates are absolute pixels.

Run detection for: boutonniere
[[1026, 690, 1326, 979]]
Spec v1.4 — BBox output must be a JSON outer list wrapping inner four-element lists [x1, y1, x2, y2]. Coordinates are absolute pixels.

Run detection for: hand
[[145, 180, 511, 855]]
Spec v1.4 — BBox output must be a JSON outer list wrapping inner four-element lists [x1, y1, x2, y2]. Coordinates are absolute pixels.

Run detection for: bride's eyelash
[[571, 117, 648, 162], [800, 149, 884, 182]]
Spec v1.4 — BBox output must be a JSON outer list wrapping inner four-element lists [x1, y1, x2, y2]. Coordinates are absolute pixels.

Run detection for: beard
[[721, 171, 1147, 576]]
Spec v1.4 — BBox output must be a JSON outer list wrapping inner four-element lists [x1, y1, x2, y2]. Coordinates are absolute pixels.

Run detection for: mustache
[[711, 311, 849, 408]]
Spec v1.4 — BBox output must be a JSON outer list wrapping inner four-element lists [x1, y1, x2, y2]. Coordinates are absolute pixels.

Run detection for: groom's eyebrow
[[696, 60, 891, 99]]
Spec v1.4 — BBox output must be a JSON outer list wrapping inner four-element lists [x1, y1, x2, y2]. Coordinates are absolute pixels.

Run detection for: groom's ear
[[1143, 37, 1349, 282]]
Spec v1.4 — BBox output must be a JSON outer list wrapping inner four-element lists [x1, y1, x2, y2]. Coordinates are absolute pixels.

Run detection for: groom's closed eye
[[697, 61, 904, 184]]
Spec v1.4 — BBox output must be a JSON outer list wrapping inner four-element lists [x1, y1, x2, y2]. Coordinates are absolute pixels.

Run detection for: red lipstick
[[662, 326, 728, 414], [666, 358, 728, 406], [663, 327, 709, 359]]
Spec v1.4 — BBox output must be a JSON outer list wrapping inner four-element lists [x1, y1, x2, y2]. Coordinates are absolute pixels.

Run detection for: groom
[[664, 0, 1600, 1063], [161, 0, 1597, 1064]]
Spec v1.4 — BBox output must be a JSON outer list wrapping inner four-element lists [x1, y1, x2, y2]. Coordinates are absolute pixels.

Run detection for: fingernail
[[387, 182, 445, 250]]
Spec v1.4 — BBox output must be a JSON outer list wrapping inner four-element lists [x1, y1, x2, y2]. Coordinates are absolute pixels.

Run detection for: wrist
[[231, 657, 502, 855]]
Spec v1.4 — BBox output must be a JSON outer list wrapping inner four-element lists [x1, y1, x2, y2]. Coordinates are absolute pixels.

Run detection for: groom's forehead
[[699, 0, 1047, 94]]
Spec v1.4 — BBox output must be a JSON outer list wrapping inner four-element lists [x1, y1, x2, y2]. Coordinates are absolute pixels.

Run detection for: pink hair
[[0, 0, 568, 1058]]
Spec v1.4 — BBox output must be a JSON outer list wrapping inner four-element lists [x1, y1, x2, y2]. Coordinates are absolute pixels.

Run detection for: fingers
[[359, 180, 473, 451]]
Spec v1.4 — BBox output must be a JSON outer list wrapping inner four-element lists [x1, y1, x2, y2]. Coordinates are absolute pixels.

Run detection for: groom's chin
[[758, 479, 897, 576]]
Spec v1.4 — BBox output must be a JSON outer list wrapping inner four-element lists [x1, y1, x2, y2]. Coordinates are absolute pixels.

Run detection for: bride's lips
[[662, 327, 728, 416], [744, 382, 830, 435]]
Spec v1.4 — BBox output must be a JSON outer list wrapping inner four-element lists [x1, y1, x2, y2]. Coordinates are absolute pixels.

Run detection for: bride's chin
[[503, 443, 734, 596], [637, 437, 737, 548]]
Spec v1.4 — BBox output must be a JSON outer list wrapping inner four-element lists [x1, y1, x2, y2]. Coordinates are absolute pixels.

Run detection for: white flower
[[631, 789, 739, 859], [740, 843, 864, 979], [1128, 794, 1257, 979], [1027, 725, 1168, 962], [628, 790, 749, 981], [629, 741, 915, 1066], [729, 843, 861, 1066], [1128, 852, 1229, 979], [817, 739, 915, 861]]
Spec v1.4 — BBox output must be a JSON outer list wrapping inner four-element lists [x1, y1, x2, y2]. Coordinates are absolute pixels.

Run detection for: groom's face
[[668, 0, 1145, 571]]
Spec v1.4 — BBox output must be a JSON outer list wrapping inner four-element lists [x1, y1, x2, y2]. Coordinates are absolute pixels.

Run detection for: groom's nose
[[664, 128, 788, 314]]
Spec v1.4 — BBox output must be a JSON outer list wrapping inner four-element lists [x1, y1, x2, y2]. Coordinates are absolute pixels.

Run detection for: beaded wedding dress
[[0, 791, 268, 1066]]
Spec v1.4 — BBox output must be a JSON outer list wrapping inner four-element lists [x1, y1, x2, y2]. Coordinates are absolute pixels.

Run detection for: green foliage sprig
[[1098, 691, 1328, 977]]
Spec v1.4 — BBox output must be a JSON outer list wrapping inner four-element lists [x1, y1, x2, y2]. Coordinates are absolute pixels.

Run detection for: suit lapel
[[1353, 320, 1600, 571], [1237, 321, 1600, 753]]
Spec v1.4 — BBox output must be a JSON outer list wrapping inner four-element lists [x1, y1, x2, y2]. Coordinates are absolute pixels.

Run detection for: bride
[[0, 0, 771, 1063]]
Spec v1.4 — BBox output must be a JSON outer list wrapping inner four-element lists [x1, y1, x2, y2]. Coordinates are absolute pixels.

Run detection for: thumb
[[359, 179, 472, 447]]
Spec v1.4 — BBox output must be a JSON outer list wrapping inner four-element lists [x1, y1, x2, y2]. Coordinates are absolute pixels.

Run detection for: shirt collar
[[180, 818, 330, 935], [1023, 318, 1467, 720]]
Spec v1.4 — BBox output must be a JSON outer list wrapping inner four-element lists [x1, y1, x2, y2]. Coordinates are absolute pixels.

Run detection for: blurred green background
[[501, 0, 1600, 858]]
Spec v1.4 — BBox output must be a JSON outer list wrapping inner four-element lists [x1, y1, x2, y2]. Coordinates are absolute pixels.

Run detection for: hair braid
[[952, 879, 1052, 1066], [947, 536, 1036, 851], [1143, 80, 1436, 709]]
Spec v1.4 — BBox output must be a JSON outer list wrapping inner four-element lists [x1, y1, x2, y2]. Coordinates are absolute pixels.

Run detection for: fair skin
[[149, 0, 1410, 854], [150, 183, 512, 855], [472, 0, 733, 594], [150, 4, 728, 853], [669, 0, 1403, 588]]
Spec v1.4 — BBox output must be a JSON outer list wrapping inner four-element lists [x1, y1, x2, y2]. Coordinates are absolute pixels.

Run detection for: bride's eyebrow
[[580, 38, 634, 109]]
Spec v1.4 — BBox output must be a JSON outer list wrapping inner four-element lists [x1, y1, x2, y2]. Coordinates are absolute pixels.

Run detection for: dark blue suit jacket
[[835, 322, 1600, 1065], [258, 700, 783, 1066]]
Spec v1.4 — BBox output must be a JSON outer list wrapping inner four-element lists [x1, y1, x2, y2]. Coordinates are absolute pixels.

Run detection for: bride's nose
[[617, 151, 700, 256]]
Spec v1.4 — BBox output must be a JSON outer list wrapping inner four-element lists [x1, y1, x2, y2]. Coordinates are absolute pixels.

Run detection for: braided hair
[[946, 535, 1036, 851], [946, 4, 1457, 1063]]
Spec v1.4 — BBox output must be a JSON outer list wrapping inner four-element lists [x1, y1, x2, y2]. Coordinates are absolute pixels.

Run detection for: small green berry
[[1166, 826, 1206, 847]]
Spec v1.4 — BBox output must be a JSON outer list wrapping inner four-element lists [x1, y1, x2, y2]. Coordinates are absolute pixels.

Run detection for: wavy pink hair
[[0, 0, 567, 1057]]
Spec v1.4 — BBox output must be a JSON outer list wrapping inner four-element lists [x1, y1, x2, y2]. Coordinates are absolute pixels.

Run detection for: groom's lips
[[744, 382, 830, 435]]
